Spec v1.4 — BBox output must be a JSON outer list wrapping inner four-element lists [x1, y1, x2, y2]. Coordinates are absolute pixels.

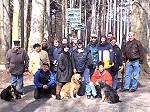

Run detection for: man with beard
[[87, 34, 99, 78], [41, 38, 49, 52]]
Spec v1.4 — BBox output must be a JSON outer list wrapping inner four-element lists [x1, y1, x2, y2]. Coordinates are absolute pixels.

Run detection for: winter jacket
[[112, 44, 123, 73], [72, 47, 92, 73], [91, 70, 112, 86], [123, 39, 144, 64], [34, 69, 55, 88], [29, 50, 50, 74], [48, 46, 62, 72], [87, 41, 99, 68], [5, 48, 29, 75], [98, 43, 114, 69], [56, 51, 73, 82]]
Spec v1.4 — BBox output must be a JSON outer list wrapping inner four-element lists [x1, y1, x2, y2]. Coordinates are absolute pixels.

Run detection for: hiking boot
[[120, 88, 129, 92], [129, 89, 136, 92], [87, 95, 91, 99], [56, 95, 61, 100]]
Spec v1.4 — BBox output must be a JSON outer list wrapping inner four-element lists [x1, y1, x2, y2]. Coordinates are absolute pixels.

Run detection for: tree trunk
[[25, 0, 32, 51], [131, 0, 149, 74], [12, 0, 19, 45], [28, 0, 45, 54], [20, 0, 24, 48], [91, 0, 96, 34], [100, 0, 106, 35]]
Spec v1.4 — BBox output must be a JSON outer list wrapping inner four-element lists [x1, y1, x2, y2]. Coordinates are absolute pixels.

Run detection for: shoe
[[18, 92, 24, 95], [120, 88, 129, 92], [56, 95, 61, 100], [92, 96, 97, 99], [129, 89, 136, 92], [87, 95, 91, 99]]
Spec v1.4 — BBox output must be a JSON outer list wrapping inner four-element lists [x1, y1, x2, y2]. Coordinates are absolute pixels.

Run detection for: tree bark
[[131, 0, 149, 74], [28, 0, 45, 54]]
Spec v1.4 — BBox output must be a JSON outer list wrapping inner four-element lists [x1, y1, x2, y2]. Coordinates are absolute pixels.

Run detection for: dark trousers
[[34, 84, 56, 99], [95, 86, 102, 98]]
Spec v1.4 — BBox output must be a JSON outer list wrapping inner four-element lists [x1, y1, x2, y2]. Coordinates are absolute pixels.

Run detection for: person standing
[[56, 44, 73, 100], [72, 39, 92, 99], [41, 38, 49, 52], [48, 38, 62, 75], [122, 32, 144, 92], [5, 41, 29, 95], [110, 37, 123, 89], [87, 34, 99, 78], [98, 36, 114, 72], [29, 43, 50, 75]]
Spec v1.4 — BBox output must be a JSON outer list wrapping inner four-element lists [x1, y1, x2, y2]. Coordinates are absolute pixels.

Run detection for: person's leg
[[95, 86, 102, 98], [18, 74, 24, 93], [78, 75, 84, 96], [83, 68, 91, 96], [131, 61, 140, 90], [11, 74, 17, 87], [49, 83, 56, 95], [34, 87, 42, 99], [112, 72, 118, 89], [89, 82, 97, 96], [124, 62, 133, 89], [56, 82, 63, 100]]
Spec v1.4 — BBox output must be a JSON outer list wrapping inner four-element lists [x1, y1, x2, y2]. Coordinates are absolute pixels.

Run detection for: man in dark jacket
[[87, 34, 99, 78], [122, 32, 144, 92], [110, 37, 123, 89], [5, 41, 29, 95], [33, 62, 56, 99], [72, 39, 92, 99]]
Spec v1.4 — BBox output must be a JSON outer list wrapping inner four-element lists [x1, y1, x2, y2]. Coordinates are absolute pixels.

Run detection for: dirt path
[[0, 70, 150, 112]]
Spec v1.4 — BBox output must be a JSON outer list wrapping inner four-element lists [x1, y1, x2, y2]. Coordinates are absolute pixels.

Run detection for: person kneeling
[[89, 61, 112, 98], [33, 62, 56, 99]]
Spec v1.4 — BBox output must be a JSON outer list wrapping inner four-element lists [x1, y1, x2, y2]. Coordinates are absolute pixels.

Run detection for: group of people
[[5, 31, 144, 100]]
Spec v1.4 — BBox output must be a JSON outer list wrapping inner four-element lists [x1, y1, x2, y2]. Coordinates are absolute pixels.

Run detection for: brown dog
[[60, 74, 81, 99]]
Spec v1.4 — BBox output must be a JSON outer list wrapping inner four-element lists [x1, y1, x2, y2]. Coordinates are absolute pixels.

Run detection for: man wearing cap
[[72, 39, 92, 99], [29, 43, 50, 75], [5, 41, 29, 95], [87, 34, 99, 77], [33, 62, 56, 99]]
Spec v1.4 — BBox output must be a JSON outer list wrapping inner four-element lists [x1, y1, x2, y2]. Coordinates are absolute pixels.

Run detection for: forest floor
[[0, 65, 150, 112]]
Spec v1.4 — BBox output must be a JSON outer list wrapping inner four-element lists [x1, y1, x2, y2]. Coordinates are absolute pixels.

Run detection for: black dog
[[1, 85, 21, 102], [97, 79, 121, 104]]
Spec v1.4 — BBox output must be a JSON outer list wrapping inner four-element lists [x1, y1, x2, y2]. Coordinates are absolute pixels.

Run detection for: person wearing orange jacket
[[89, 61, 112, 98]]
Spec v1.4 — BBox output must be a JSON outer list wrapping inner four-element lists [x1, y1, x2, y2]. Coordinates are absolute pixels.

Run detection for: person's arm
[[24, 50, 29, 71], [109, 44, 114, 65], [137, 41, 144, 64], [58, 53, 66, 71], [45, 52, 50, 66], [33, 71, 43, 88], [48, 47, 55, 63], [91, 71, 98, 85], [105, 72, 113, 86], [71, 51, 76, 73], [118, 47, 123, 66], [47, 71, 55, 86]]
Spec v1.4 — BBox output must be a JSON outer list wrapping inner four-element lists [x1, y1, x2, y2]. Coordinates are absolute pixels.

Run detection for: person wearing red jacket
[[89, 61, 112, 98]]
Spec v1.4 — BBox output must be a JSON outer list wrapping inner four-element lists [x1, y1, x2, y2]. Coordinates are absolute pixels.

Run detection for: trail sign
[[72, 23, 85, 30], [67, 8, 81, 23]]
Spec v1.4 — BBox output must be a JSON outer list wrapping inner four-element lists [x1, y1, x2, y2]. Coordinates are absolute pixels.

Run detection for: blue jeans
[[89, 82, 97, 96], [112, 72, 118, 89], [11, 74, 24, 93], [78, 68, 91, 96], [124, 61, 140, 90]]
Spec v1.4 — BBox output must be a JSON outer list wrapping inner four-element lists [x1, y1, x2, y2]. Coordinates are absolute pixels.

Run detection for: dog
[[1, 85, 21, 102], [60, 74, 81, 99], [97, 79, 121, 104]]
